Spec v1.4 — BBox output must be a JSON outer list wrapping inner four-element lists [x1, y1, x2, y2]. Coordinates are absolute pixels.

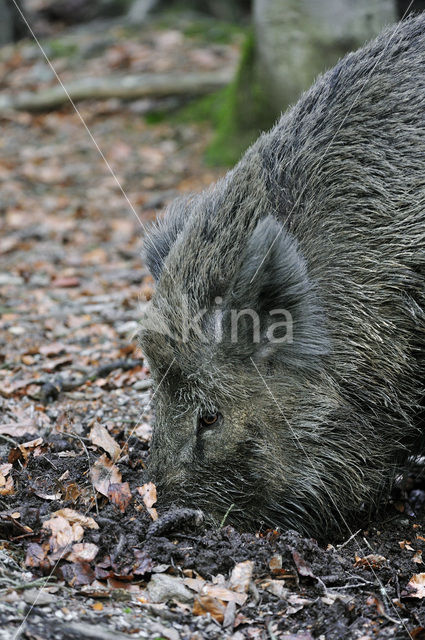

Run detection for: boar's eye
[[199, 412, 222, 430]]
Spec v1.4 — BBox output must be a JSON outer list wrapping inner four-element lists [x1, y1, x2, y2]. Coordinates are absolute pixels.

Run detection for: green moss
[[205, 32, 277, 166], [182, 19, 246, 44], [45, 39, 79, 58], [153, 7, 247, 43], [145, 30, 276, 167]]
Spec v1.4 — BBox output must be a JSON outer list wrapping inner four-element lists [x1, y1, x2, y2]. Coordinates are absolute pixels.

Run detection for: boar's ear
[[228, 215, 329, 370], [143, 200, 187, 281]]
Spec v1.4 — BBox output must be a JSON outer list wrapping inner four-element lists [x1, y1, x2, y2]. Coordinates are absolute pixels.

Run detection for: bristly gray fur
[[139, 14, 425, 539]]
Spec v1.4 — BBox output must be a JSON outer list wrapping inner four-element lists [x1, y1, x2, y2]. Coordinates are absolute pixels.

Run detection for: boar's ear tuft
[[142, 200, 187, 281], [229, 215, 329, 370]]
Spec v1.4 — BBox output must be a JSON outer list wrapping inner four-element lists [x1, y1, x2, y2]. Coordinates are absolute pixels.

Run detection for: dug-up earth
[[0, 12, 425, 640]]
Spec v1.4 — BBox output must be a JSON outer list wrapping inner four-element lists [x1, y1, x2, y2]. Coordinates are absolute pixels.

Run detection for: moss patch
[[173, 32, 277, 167]]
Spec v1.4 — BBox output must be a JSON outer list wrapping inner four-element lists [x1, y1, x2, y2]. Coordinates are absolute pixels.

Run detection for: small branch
[[0, 70, 233, 112], [39, 358, 145, 403]]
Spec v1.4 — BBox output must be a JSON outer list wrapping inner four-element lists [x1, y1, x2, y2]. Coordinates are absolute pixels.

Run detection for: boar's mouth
[[148, 438, 267, 529]]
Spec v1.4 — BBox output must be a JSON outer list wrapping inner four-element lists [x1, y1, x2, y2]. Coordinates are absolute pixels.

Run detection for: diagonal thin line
[[249, 0, 415, 284], [117, 356, 175, 456], [250, 357, 412, 637], [8, 0, 178, 284], [11, 357, 176, 640]]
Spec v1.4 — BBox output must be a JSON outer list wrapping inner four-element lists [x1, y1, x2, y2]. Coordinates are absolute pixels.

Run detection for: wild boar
[[139, 14, 425, 537]]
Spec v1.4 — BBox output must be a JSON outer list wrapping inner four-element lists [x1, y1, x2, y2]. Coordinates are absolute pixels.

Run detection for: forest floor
[[0, 10, 425, 640]]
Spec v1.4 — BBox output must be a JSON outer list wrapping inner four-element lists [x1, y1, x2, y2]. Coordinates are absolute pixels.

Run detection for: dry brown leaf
[[0, 379, 34, 398], [0, 422, 37, 437], [202, 584, 247, 606], [193, 595, 226, 623], [400, 540, 414, 551], [90, 453, 122, 497], [34, 491, 61, 501], [269, 554, 282, 573], [51, 277, 80, 288], [184, 577, 206, 593], [0, 472, 14, 496], [134, 421, 152, 442], [25, 542, 50, 569], [261, 579, 289, 599], [42, 515, 82, 553], [292, 550, 316, 578], [366, 594, 386, 614], [9, 438, 44, 464], [41, 355, 73, 372], [286, 593, 314, 615], [107, 482, 132, 512], [39, 342, 67, 356], [20, 438, 43, 456], [413, 550, 423, 564], [228, 560, 254, 594], [137, 482, 158, 521], [89, 422, 121, 461], [51, 508, 99, 530], [407, 573, 425, 599], [67, 542, 99, 563], [0, 463, 12, 479], [354, 554, 387, 569]]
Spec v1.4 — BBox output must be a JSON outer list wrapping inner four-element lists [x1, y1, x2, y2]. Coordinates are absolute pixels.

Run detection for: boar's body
[[140, 15, 425, 537]]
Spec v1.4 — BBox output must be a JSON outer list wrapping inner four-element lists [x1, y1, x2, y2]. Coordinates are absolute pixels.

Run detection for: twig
[[0, 576, 57, 594], [0, 70, 233, 111], [39, 358, 145, 404], [337, 529, 361, 550]]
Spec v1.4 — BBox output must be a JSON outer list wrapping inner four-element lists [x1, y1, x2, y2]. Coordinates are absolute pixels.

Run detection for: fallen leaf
[[400, 540, 414, 551], [9, 438, 45, 464], [41, 355, 73, 372], [269, 554, 282, 573], [51, 277, 80, 288], [20, 438, 43, 457], [91, 453, 122, 497], [34, 491, 61, 501], [60, 561, 95, 586], [0, 463, 12, 478], [39, 342, 67, 356], [292, 550, 315, 578], [134, 421, 152, 442], [42, 515, 82, 553], [407, 573, 425, 599], [25, 542, 50, 569], [0, 379, 34, 398], [228, 560, 254, 594], [0, 467, 14, 495], [366, 594, 386, 614], [193, 595, 226, 623], [354, 554, 387, 569], [413, 550, 423, 564], [202, 584, 247, 606], [108, 482, 132, 512], [287, 593, 314, 615], [0, 422, 37, 436], [137, 482, 158, 521], [51, 508, 98, 530], [261, 579, 289, 599], [89, 422, 121, 461], [67, 542, 99, 563]]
